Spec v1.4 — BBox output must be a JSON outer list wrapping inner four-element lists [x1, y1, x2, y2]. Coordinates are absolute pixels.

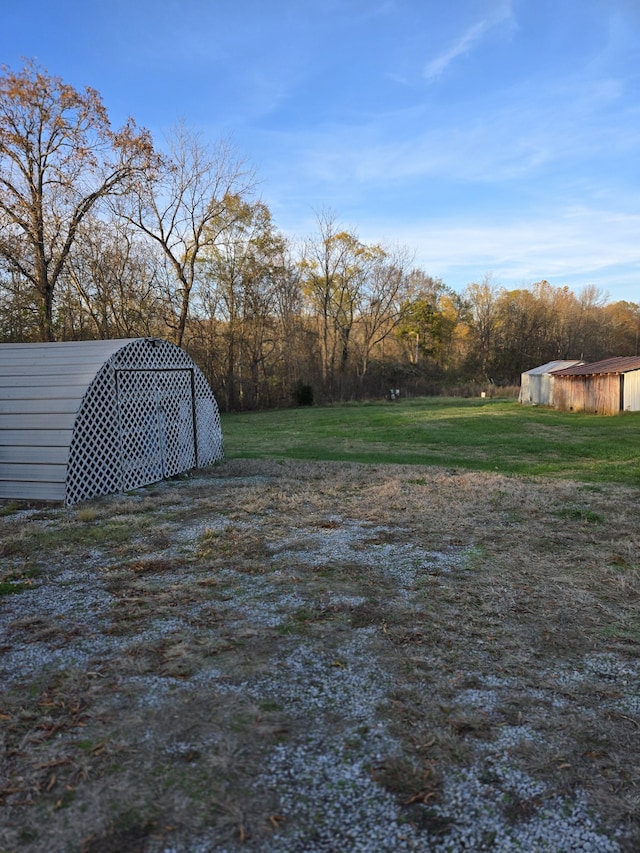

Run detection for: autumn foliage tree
[[0, 61, 155, 340], [1, 63, 638, 404], [397, 273, 465, 371], [199, 197, 289, 409]]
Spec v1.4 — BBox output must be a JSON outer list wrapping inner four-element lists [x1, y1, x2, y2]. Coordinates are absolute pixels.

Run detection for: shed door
[[116, 369, 196, 491], [156, 369, 197, 477], [624, 370, 640, 411]]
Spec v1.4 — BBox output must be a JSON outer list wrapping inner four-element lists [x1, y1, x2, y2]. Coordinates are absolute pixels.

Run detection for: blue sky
[[2, 0, 639, 302]]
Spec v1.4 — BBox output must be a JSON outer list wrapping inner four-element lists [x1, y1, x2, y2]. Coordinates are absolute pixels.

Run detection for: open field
[[221, 398, 640, 488], [1, 449, 640, 851]]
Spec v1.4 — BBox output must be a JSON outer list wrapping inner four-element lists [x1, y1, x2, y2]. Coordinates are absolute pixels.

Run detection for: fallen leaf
[[404, 789, 437, 805]]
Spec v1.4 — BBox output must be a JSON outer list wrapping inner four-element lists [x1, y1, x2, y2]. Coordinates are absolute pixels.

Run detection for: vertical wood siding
[[553, 374, 622, 415]]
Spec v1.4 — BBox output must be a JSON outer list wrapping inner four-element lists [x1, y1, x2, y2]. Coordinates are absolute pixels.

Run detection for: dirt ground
[[1, 459, 639, 852]]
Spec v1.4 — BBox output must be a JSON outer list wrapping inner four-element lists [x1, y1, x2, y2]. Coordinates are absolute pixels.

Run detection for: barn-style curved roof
[[0, 338, 223, 503]]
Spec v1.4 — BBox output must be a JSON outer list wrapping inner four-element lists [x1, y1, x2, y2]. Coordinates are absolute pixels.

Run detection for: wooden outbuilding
[[518, 360, 584, 406], [0, 338, 224, 504], [550, 356, 640, 415]]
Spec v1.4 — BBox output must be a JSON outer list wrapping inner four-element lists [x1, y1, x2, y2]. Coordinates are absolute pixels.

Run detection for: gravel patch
[[1, 460, 638, 852]]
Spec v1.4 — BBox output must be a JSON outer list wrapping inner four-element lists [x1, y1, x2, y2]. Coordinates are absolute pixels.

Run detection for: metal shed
[[550, 356, 640, 415], [518, 360, 584, 406], [0, 338, 224, 504]]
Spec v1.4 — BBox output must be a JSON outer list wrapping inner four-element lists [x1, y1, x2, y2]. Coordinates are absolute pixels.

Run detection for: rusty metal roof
[[550, 356, 640, 376]]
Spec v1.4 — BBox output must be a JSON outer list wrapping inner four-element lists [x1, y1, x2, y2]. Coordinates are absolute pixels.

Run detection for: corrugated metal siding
[[623, 370, 640, 411], [519, 361, 583, 405], [529, 373, 544, 404], [551, 356, 640, 377], [539, 373, 553, 405], [530, 373, 551, 405], [518, 374, 529, 403], [525, 360, 584, 376], [0, 338, 223, 504], [0, 340, 136, 501]]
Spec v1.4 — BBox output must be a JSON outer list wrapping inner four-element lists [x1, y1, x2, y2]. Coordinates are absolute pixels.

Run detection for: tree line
[[1, 62, 638, 410]]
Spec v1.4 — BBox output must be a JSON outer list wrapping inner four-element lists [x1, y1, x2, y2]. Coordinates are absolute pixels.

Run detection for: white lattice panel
[[65, 339, 223, 505], [66, 361, 123, 505], [117, 370, 164, 491], [155, 370, 196, 477]]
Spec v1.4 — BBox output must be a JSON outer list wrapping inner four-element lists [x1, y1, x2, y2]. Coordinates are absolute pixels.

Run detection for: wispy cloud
[[423, 1, 515, 81], [360, 207, 640, 299], [424, 20, 490, 80], [267, 58, 639, 195]]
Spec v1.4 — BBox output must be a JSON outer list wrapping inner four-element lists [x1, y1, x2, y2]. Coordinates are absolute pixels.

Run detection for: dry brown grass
[[1, 459, 639, 851]]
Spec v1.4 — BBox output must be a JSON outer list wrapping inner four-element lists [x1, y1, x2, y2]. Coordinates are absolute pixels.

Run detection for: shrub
[[292, 381, 314, 406]]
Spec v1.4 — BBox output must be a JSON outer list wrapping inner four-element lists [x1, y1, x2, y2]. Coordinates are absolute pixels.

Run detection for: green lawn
[[221, 397, 640, 487]]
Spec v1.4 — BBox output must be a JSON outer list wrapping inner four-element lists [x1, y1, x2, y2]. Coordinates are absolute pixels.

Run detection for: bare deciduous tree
[[119, 123, 254, 347], [352, 244, 413, 382], [0, 60, 154, 340], [58, 215, 165, 339], [464, 273, 501, 379]]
